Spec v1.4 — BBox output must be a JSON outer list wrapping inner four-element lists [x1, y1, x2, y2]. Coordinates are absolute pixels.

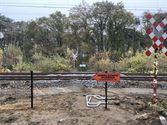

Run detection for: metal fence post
[[105, 71, 108, 110], [30, 71, 34, 109]]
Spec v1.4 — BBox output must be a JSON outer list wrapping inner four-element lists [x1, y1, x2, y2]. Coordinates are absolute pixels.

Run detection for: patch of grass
[[161, 99, 167, 109]]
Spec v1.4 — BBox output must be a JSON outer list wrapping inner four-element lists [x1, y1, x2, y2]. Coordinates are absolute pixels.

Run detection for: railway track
[[0, 72, 167, 81]]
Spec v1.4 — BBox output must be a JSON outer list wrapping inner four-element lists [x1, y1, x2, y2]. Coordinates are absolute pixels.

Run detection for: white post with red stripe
[[145, 13, 167, 104]]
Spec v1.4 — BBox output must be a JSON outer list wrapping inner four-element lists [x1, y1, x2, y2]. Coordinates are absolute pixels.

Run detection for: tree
[[23, 21, 38, 60], [68, 1, 93, 64], [90, 1, 115, 52], [23, 11, 67, 58], [107, 3, 134, 53], [0, 14, 15, 48]]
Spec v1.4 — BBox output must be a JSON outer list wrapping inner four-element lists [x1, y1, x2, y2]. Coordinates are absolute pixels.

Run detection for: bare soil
[[0, 85, 165, 125]]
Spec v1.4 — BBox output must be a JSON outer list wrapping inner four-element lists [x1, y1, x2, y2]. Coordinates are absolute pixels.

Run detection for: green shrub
[[34, 56, 72, 72], [0, 49, 3, 67], [4, 44, 23, 66], [117, 52, 152, 73], [15, 62, 34, 71], [6, 64, 13, 70], [32, 52, 45, 64], [161, 99, 167, 110], [15, 53, 72, 72], [158, 54, 167, 73], [88, 52, 116, 72], [15, 51, 167, 73], [117, 51, 167, 73], [96, 58, 112, 71]]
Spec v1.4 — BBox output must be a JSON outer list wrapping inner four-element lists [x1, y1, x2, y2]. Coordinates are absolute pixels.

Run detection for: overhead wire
[[0, 2, 167, 21], [0, 3, 167, 11], [0, 4, 74, 9], [0, 5, 167, 12], [0, 2, 77, 6], [1, 1, 167, 5]]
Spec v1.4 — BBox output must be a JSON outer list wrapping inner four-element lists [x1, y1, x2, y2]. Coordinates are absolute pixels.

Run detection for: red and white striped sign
[[146, 13, 167, 32], [146, 13, 167, 56]]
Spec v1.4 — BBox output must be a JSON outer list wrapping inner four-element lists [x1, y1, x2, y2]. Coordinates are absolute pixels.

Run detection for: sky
[[0, 0, 167, 22]]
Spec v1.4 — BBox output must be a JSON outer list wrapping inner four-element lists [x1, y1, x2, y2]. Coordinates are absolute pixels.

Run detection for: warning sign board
[[92, 72, 120, 82], [145, 13, 167, 56]]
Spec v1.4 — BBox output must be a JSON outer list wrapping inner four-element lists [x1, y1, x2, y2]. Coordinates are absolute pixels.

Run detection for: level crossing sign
[[145, 13, 167, 56]]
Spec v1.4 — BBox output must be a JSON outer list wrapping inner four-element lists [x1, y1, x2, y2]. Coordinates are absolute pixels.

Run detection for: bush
[[4, 44, 23, 66], [15, 53, 72, 72], [15, 62, 34, 71], [88, 52, 116, 72], [117, 52, 152, 73], [35, 57, 71, 72], [117, 51, 167, 73], [0, 49, 3, 67], [158, 54, 167, 73], [15, 51, 167, 73], [161, 99, 167, 110], [96, 58, 112, 71]]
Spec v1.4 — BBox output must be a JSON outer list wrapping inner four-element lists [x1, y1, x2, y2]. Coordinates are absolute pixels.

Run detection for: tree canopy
[[0, 1, 166, 65]]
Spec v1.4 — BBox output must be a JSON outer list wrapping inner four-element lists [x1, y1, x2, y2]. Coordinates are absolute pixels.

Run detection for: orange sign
[[92, 72, 120, 82]]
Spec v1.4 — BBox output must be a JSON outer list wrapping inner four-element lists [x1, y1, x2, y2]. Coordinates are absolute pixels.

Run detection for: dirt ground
[[0, 85, 166, 125]]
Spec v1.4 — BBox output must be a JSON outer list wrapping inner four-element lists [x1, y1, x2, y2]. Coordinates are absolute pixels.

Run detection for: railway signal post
[[145, 13, 167, 104]]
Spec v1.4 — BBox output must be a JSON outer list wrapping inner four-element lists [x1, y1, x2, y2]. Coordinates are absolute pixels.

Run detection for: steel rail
[[0, 72, 167, 75], [0, 72, 167, 81]]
